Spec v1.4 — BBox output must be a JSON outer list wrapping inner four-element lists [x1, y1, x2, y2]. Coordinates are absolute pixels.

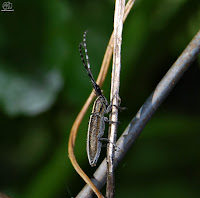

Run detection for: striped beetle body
[[79, 31, 110, 166], [87, 95, 108, 166]]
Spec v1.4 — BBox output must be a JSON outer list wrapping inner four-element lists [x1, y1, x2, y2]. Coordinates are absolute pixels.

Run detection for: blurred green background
[[0, 0, 200, 197]]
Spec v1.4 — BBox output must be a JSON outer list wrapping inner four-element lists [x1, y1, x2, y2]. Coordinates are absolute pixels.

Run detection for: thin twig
[[106, 0, 125, 197], [68, 1, 136, 198], [76, 29, 200, 197]]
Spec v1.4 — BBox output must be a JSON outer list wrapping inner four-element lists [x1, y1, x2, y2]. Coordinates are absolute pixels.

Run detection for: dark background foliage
[[0, 0, 200, 197]]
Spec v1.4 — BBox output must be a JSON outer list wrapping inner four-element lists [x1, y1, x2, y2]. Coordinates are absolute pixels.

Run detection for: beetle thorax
[[92, 95, 108, 115]]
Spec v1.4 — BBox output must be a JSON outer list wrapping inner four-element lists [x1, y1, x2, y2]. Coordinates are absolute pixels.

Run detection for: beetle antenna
[[79, 31, 102, 96]]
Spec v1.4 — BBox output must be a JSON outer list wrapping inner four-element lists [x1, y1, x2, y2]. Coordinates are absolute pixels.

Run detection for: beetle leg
[[99, 138, 120, 151], [104, 116, 120, 124]]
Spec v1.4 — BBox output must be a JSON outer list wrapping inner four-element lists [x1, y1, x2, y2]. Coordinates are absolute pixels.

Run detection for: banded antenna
[[79, 31, 102, 97]]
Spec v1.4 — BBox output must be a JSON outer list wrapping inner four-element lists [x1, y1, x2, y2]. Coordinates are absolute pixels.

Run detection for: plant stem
[[106, 0, 125, 197]]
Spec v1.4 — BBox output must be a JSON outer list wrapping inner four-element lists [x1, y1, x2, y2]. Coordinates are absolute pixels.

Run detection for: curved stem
[[68, 0, 136, 197]]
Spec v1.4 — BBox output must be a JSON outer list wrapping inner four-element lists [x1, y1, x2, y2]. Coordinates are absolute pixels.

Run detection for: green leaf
[[0, 67, 63, 116]]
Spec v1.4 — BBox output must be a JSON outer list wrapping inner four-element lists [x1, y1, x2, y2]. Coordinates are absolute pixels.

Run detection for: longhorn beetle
[[79, 31, 112, 167]]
